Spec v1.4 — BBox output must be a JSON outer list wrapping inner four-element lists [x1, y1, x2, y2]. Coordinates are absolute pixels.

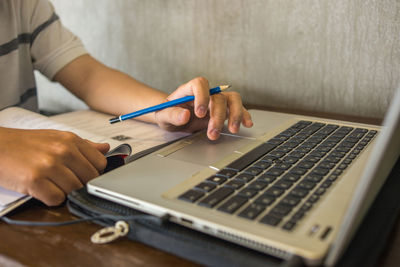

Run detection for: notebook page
[[51, 109, 190, 154], [0, 107, 115, 146]]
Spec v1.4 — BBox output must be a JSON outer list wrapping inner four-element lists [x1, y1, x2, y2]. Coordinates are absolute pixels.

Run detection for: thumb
[[86, 140, 110, 154]]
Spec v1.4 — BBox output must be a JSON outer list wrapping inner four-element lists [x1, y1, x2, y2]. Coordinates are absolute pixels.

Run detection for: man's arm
[[54, 54, 253, 140], [54, 54, 167, 123]]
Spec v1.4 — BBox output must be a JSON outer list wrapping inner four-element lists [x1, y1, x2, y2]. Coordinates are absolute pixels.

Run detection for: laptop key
[[289, 151, 306, 159], [179, 189, 205, 203], [282, 221, 297, 231], [280, 195, 301, 206], [330, 151, 346, 158], [298, 181, 316, 190], [293, 120, 312, 128], [195, 182, 217, 192], [282, 173, 301, 182], [318, 160, 336, 169], [337, 163, 348, 170], [308, 194, 320, 203], [267, 139, 284, 145], [282, 156, 299, 164], [235, 173, 255, 183], [274, 180, 294, 190], [314, 187, 326, 196], [321, 180, 332, 188], [226, 143, 277, 171], [206, 176, 227, 185], [314, 146, 332, 153], [257, 174, 277, 184], [243, 166, 263, 176], [238, 188, 259, 198], [290, 187, 309, 198], [325, 155, 341, 163], [274, 162, 292, 170], [270, 204, 293, 216], [300, 202, 313, 212], [264, 167, 285, 177], [225, 179, 245, 190], [289, 167, 308, 176], [303, 155, 321, 163], [253, 160, 272, 170], [309, 151, 326, 158], [311, 167, 329, 176], [304, 173, 323, 183], [265, 186, 285, 197], [248, 180, 269, 191], [239, 203, 266, 220], [291, 211, 305, 221], [198, 187, 234, 208], [260, 214, 282, 226], [297, 160, 314, 169], [218, 195, 248, 214], [255, 193, 276, 206], [269, 150, 286, 158], [340, 141, 356, 148], [216, 168, 237, 178]]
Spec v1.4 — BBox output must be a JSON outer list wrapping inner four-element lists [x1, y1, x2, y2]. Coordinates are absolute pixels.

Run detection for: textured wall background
[[37, 0, 400, 118]]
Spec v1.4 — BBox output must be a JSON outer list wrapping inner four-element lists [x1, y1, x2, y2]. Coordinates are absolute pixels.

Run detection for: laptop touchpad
[[164, 132, 254, 167]]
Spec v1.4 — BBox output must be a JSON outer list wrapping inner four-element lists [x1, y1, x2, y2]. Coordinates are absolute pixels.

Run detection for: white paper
[[51, 109, 190, 153], [0, 107, 103, 145], [0, 186, 31, 216], [0, 187, 26, 206]]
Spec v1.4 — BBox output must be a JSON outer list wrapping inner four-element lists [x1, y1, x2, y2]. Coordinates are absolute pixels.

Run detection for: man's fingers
[[190, 77, 210, 118], [242, 108, 254, 128], [207, 93, 228, 140], [86, 140, 110, 154], [78, 141, 108, 173], [46, 165, 83, 194], [156, 78, 253, 140], [168, 77, 210, 118], [225, 91, 244, 133], [28, 177, 66, 206]]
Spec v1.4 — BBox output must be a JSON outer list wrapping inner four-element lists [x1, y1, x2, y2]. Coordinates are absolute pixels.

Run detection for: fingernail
[[210, 128, 220, 139], [197, 105, 207, 117]]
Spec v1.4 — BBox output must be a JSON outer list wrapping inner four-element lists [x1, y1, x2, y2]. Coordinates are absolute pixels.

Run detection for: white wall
[[38, 0, 400, 118]]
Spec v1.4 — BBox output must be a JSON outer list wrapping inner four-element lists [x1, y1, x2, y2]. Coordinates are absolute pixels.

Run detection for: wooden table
[[0, 201, 201, 267], [1, 107, 399, 267]]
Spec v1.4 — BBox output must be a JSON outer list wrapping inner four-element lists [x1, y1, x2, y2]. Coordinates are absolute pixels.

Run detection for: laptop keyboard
[[178, 121, 377, 231]]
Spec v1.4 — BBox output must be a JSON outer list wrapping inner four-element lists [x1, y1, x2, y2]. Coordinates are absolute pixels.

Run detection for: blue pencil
[[109, 85, 230, 124]]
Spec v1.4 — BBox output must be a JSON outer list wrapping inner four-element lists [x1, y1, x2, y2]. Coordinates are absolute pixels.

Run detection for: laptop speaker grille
[[216, 229, 292, 260]]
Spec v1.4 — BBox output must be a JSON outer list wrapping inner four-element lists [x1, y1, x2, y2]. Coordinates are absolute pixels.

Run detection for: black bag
[[67, 157, 400, 267]]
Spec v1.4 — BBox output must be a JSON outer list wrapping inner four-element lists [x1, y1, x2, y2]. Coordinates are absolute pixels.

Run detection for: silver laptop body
[[88, 88, 400, 266]]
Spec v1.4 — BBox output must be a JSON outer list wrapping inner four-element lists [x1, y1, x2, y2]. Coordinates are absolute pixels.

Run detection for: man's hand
[[0, 127, 109, 206], [154, 77, 253, 140]]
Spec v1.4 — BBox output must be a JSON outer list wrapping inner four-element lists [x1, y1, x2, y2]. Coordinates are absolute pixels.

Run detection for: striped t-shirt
[[0, 0, 87, 112]]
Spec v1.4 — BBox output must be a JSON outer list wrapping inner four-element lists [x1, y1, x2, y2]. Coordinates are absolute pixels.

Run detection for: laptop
[[87, 87, 400, 266]]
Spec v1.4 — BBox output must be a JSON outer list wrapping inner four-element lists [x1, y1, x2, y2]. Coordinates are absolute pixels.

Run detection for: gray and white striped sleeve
[[27, 0, 88, 80]]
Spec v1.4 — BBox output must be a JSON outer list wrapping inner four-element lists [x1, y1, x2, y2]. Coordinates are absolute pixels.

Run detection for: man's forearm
[[54, 54, 168, 123]]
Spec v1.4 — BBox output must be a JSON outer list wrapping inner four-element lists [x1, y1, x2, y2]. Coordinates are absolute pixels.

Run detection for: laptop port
[[180, 217, 193, 225], [320, 226, 332, 240]]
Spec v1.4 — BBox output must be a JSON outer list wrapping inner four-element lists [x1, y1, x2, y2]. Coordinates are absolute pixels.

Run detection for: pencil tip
[[220, 85, 231, 91]]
